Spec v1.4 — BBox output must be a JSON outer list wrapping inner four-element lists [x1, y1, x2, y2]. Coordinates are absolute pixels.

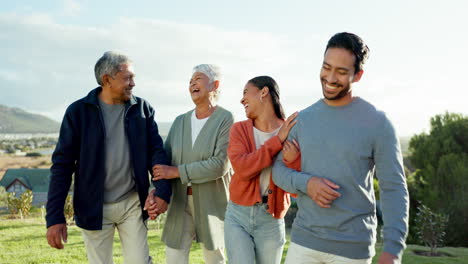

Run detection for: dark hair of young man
[[326, 32, 370, 73]]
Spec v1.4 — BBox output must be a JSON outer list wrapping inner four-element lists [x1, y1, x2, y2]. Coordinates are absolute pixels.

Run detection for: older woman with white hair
[[147, 64, 233, 264]]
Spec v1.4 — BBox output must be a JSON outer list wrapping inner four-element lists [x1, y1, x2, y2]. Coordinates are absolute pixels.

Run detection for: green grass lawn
[[1, 214, 467, 264]]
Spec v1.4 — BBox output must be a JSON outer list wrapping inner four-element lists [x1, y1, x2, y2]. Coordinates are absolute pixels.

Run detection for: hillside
[[0, 105, 60, 133]]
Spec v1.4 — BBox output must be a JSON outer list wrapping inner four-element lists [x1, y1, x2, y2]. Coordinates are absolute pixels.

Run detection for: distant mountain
[[0, 105, 60, 133]]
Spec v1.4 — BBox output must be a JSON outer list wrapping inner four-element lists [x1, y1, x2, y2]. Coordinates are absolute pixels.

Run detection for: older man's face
[[108, 64, 135, 103]]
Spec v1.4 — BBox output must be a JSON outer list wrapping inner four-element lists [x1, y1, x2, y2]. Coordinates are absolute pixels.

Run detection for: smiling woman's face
[[189, 72, 212, 105], [240, 82, 263, 119]]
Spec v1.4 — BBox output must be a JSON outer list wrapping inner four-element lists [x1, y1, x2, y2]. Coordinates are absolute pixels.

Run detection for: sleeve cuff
[[46, 216, 66, 228], [270, 135, 283, 151], [178, 164, 190, 185], [284, 153, 301, 170], [383, 239, 405, 259], [154, 182, 171, 204], [295, 173, 311, 194]]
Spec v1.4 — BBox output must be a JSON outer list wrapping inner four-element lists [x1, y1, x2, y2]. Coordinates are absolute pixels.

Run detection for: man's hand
[[154, 196, 168, 214], [283, 139, 300, 163], [152, 164, 179, 180], [144, 189, 168, 220], [46, 223, 68, 249], [378, 252, 399, 264], [306, 177, 341, 208], [144, 189, 157, 219]]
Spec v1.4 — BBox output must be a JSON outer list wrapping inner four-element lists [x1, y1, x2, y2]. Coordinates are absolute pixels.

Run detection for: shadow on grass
[[4, 233, 45, 243], [0, 224, 35, 231], [413, 249, 456, 257]]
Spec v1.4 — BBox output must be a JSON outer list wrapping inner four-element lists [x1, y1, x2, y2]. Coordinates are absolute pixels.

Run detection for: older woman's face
[[189, 72, 212, 104]]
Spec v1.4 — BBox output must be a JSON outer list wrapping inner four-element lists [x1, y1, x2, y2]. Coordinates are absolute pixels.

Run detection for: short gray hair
[[94, 51, 132, 85], [192, 64, 222, 100]]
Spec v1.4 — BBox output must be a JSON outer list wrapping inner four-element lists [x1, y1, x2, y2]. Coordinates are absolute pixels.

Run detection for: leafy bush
[[26, 152, 42, 157], [373, 178, 380, 200], [7, 190, 33, 219], [408, 112, 468, 246], [64, 194, 74, 224], [415, 203, 449, 256], [0, 186, 8, 207]]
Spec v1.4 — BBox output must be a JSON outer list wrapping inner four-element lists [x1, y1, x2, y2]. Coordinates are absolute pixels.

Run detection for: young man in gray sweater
[[273, 32, 409, 264]]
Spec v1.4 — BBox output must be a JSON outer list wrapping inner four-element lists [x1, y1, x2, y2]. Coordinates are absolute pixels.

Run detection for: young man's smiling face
[[320, 47, 363, 106]]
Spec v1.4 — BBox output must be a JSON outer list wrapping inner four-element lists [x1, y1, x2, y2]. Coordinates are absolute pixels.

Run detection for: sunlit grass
[[1, 213, 467, 264]]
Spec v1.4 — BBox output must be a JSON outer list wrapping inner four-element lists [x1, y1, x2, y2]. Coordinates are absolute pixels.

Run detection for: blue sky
[[1, 0, 467, 136]]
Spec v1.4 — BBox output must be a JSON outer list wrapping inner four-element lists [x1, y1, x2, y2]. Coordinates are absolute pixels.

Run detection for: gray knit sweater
[[273, 97, 409, 259]]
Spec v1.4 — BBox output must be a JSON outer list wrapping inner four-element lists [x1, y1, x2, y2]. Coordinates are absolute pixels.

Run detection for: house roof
[[0, 168, 50, 192], [5, 178, 31, 190]]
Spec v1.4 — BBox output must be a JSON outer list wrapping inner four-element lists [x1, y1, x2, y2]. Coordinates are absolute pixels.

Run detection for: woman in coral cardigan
[[225, 76, 299, 264]]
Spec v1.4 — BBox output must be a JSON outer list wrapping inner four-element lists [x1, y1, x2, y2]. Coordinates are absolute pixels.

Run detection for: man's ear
[[353, 70, 364, 83], [102, 74, 111, 86]]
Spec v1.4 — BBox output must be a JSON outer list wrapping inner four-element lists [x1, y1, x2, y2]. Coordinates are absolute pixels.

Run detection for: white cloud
[[0, 70, 20, 82], [62, 0, 82, 17], [0, 13, 466, 137], [0, 14, 311, 122]]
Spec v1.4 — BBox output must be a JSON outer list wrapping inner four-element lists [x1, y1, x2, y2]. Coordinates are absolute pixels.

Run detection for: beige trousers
[[165, 195, 225, 264], [81, 192, 152, 264], [285, 242, 372, 264]]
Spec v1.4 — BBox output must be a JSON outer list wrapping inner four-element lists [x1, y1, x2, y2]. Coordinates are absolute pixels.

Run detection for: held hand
[[306, 177, 341, 208], [378, 252, 399, 264], [154, 196, 168, 215], [152, 164, 179, 181], [46, 223, 68, 249], [278, 112, 298, 142], [283, 139, 300, 163], [144, 189, 158, 220], [144, 190, 168, 220]]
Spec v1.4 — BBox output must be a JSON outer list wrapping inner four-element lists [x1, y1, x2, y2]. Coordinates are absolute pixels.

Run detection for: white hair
[[192, 64, 222, 82], [94, 51, 132, 85], [192, 64, 222, 101]]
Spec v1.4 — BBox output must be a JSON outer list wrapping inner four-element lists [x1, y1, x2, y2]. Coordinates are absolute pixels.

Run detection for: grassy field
[[1, 214, 467, 264]]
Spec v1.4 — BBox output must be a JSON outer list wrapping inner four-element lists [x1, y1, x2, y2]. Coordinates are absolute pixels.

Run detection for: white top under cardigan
[[253, 126, 280, 196]]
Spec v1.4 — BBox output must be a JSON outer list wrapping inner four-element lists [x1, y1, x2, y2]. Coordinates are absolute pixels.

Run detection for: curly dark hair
[[325, 32, 370, 73]]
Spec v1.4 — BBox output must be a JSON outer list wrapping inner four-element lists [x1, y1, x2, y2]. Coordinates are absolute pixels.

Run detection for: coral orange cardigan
[[228, 119, 299, 219]]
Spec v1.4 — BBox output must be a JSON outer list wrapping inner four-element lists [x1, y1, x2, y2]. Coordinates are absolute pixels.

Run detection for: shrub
[[7, 190, 33, 219], [64, 194, 74, 224], [415, 203, 449, 256], [408, 112, 468, 246], [26, 152, 42, 157], [0, 186, 7, 207]]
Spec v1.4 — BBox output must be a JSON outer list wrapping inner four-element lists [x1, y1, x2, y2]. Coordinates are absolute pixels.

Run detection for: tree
[[6, 190, 33, 219], [0, 186, 7, 207], [408, 112, 468, 246], [415, 203, 449, 256], [64, 194, 74, 224], [26, 152, 42, 157]]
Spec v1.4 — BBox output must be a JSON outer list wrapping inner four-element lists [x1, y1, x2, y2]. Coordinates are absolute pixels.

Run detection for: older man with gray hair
[[46, 51, 171, 264]]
